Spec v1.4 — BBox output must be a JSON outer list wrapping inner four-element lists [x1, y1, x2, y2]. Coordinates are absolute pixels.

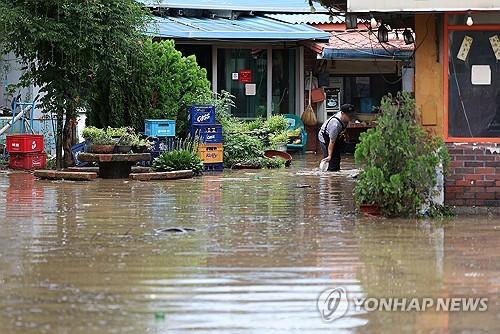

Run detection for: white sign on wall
[[348, 0, 500, 12]]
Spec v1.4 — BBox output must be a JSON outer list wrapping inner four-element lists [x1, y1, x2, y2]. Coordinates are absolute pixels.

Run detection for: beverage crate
[[144, 119, 176, 137], [188, 105, 216, 126], [190, 124, 223, 144], [6, 134, 44, 153], [151, 137, 177, 152], [9, 152, 47, 170], [204, 162, 224, 172], [199, 143, 223, 164]]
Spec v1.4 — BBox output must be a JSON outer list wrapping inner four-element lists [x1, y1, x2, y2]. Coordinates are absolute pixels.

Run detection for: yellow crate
[[199, 143, 223, 163]]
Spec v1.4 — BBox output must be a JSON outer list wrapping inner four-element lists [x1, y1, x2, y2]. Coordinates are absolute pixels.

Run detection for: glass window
[[217, 48, 267, 119], [272, 49, 296, 115], [448, 30, 500, 138]]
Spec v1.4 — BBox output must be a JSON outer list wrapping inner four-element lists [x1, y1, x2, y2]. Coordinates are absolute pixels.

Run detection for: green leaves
[[354, 92, 450, 217], [152, 150, 204, 175]]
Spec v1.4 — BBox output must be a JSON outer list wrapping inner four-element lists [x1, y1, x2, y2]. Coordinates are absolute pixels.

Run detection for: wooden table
[[78, 153, 151, 179]]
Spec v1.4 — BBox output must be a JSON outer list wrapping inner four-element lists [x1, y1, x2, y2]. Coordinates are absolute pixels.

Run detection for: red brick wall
[[445, 143, 500, 207]]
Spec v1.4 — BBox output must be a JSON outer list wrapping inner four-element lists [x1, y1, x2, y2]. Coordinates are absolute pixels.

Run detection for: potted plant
[[269, 131, 289, 152], [88, 130, 115, 153], [114, 133, 138, 153], [132, 138, 153, 153], [353, 92, 449, 217], [106, 127, 129, 143]]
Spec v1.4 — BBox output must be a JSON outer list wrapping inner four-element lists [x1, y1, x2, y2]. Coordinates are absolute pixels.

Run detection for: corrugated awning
[[140, 0, 328, 13], [307, 30, 414, 60], [148, 16, 330, 41]]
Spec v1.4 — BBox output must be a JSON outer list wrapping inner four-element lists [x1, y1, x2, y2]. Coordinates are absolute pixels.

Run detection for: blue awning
[[140, 0, 327, 13], [147, 16, 330, 41], [322, 47, 413, 60]]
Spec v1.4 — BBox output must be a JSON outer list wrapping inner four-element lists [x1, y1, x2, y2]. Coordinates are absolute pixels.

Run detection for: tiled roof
[[308, 30, 415, 60]]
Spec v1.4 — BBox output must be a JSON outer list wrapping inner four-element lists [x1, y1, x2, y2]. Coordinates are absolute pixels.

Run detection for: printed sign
[[471, 65, 491, 85], [245, 83, 256, 96], [489, 35, 500, 61], [232, 72, 239, 80], [457, 36, 473, 61], [239, 69, 253, 83]]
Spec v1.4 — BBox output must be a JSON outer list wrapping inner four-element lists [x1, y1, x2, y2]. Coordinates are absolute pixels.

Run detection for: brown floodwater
[[0, 154, 499, 334]]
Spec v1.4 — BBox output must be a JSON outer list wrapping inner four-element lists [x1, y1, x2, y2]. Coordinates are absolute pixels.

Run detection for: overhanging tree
[[0, 0, 149, 168]]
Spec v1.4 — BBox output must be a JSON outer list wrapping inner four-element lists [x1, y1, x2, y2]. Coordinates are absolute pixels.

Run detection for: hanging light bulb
[[466, 13, 474, 26], [378, 24, 389, 43], [309, 0, 316, 14], [403, 28, 415, 45]]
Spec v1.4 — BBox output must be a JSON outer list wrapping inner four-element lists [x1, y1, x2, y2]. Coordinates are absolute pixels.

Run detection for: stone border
[[34, 170, 98, 181], [129, 170, 194, 181]]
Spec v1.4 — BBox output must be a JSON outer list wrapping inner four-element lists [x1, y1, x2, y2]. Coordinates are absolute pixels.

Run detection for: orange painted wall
[[415, 14, 445, 138]]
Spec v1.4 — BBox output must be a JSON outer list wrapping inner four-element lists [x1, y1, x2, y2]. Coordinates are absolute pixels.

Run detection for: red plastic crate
[[9, 152, 47, 170], [6, 134, 44, 153]]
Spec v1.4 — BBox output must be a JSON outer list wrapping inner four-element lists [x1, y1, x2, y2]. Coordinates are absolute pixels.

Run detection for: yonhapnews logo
[[317, 287, 488, 322]]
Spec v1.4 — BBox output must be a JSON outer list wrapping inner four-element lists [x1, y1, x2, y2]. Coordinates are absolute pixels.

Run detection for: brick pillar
[[445, 143, 500, 207]]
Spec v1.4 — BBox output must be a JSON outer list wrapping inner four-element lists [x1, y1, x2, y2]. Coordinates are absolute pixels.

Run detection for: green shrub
[[269, 131, 289, 146], [264, 115, 289, 133], [223, 133, 264, 168], [153, 149, 204, 175], [354, 92, 449, 217]]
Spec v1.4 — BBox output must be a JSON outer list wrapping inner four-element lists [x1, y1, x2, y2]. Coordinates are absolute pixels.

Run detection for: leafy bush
[[145, 40, 211, 136], [223, 133, 264, 168], [269, 131, 289, 146], [264, 115, 289, 134], [354, 92, 449, 217], [153, 149, 204, 175]]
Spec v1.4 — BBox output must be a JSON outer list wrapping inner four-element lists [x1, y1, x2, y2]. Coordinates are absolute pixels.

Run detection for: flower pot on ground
[[359, 204, 382, 216], [353, 92, 449, 218], [269, 131, 289, 152]]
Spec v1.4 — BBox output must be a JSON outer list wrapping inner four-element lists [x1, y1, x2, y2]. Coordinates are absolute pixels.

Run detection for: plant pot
[[114, 145, 132, 154], [359, 204, 381, 216], [132, 145, 150, 153], [275, 143, 288, 152], [89, 145, 115, 154], [264, 150, 292, 167]]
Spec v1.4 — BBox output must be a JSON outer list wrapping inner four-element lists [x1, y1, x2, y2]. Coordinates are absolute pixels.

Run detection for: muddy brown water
[[0, 155, 499, 333]]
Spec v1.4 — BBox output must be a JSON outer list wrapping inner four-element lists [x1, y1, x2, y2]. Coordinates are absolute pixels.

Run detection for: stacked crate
[[144, 119, 176, 161], [188, 105, 224, 171], [6, 134, 46, 170]]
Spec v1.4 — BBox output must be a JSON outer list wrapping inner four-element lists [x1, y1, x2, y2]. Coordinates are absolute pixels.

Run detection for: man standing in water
[[318, 104, 355, 171]]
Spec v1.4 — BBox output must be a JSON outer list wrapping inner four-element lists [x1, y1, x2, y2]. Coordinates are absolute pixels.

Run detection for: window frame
[[443, 13, 500, 142]]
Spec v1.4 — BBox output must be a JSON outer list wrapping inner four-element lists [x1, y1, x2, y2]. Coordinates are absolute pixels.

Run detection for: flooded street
[[0, 155, 499, 334]]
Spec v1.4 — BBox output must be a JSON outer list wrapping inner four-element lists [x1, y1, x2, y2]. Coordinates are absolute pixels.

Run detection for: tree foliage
[[0, 0, 150, 168]]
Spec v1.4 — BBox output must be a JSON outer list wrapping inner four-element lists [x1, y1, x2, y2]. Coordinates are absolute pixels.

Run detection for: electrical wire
[[450, 49, 474, 137]]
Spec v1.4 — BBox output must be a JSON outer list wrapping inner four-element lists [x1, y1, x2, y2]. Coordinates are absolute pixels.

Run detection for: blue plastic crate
[[190, 124, 223, 143], [71, 142, 89, 167], [188, 105, 216, 126], [204, 162, 224, 172], [144, 119, 176, 137], [151, 137, 177, 152]]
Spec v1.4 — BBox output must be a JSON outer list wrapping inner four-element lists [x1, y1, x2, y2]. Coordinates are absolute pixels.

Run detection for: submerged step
[[34, 170, 98, 181], [129, 170, 194, 181]]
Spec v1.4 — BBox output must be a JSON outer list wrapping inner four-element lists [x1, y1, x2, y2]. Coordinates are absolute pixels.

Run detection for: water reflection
[[0, 157, 499, 333]]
